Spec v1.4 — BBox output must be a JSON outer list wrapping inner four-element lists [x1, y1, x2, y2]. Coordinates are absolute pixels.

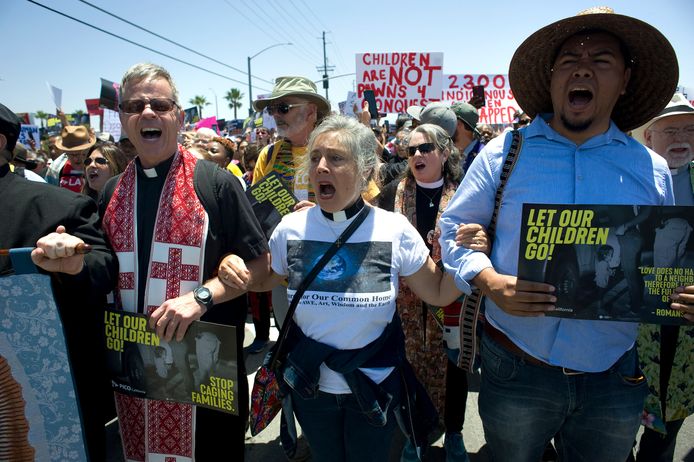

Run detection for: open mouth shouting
[[141, 127, 162, 140], [318, 181, 336, 200], [568, 87, 593, 110]]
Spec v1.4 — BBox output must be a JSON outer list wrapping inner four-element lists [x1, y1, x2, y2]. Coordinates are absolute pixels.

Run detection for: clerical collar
[[416, 178, 444, 189], [136, 154, 175, 179], [321, 197, 365, 222]]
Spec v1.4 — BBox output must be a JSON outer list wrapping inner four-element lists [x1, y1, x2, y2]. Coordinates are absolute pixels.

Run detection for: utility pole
[[315, 31, 334, 100]]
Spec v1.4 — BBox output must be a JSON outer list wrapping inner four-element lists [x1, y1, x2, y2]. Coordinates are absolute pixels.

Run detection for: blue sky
[[3, 0, 693, 121]]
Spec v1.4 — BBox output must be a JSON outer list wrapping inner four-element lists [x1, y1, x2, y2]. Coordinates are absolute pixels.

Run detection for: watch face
[[195, 286, 212, 304]]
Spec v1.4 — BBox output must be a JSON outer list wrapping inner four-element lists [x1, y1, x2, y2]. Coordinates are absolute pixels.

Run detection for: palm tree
[[223, 88, 244, 119], [35, 110, 48, 129], [189, 96, 210, 119]]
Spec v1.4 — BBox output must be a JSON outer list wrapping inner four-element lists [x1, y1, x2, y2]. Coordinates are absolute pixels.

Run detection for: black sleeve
[[211, 165, 269, 260], [54, 192, 118, 296]]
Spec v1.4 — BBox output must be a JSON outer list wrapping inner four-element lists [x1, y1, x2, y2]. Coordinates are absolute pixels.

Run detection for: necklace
[[417, 185, 442, 208]]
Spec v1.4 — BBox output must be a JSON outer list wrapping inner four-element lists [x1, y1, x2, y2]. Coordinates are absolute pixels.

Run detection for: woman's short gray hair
[[301, 114, 379, 192], [120, 63, 180, 105]]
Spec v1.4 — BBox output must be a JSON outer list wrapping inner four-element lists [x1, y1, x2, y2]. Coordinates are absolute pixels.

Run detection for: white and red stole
[[103, 147, 208, 462]]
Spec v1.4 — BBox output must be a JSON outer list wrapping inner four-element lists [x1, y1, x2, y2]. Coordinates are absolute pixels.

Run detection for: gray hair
[[301, 114, 379, 192], [407, 123, 462, 184], [120, 63, 180, 105]]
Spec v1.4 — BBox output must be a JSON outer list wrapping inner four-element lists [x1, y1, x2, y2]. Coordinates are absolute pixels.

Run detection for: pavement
[[107, 318, 694, 461]]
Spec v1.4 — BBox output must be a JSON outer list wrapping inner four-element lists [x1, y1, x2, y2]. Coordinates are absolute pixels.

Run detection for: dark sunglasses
[[119, 98, 178, 114], [407, 143, 436, 156], [83, 157, 109, 166], [266, 102, 308, 116]]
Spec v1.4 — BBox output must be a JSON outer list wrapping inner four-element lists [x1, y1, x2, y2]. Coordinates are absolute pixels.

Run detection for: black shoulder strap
[[457, 129, 523, 372], [270, 205, 371, 369]]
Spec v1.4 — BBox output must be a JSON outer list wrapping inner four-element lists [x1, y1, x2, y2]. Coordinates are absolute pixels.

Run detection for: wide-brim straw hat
[[55, 125, 96, 152], [631, 93, 694, 144], [508, 7, 679, 132], [254, 76, 331, 119]]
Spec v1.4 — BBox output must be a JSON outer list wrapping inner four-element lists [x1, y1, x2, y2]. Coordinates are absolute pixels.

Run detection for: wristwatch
[[193, 286, 214, 311]]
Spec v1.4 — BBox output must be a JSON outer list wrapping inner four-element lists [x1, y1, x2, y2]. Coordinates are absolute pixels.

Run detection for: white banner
[[355, 52, 444, 114], [443, 74, 520, 125]]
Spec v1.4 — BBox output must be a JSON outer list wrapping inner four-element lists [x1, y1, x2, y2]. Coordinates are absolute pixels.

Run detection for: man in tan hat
[[95, 62, 270, 461], [631, 93, 694, 462], [46, 125, 95, 192], [439, 8, 692, 461]]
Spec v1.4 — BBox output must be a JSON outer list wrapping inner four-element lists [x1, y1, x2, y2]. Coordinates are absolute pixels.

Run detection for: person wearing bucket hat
[[98, 62, 271, 462], [248, 76, 332, 360], [439, 8, 679, 462], [630, 93, 694, 462]]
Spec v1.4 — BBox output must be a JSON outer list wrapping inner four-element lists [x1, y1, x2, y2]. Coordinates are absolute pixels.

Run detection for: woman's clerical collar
[[321, 197, 365, 222]]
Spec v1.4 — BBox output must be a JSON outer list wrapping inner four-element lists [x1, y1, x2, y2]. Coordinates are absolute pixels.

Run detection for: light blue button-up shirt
[[439, 115, 674, 372]]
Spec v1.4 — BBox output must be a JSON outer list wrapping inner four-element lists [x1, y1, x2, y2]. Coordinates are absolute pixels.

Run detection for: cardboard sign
[[356, 52, 444, 114], [443, 74, 520, 125]]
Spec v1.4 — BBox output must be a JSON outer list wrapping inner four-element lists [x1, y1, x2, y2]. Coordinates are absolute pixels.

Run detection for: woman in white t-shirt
[[219, 114, 462, 462]]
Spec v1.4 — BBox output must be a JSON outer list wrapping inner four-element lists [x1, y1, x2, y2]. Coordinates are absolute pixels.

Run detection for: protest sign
[[184, 106, 199, 124], [246, 171, 299, 238], [0, 270, 88, 461], [105, 310, 239, 415], [443, 74, 520, 124], [46, 82, 62, 109], [85, 98, 103, 116], [18, 124, 40, 148], [517, 203, 693, 324], [355, 52, 444, 114], [101, 108, 121, 141]]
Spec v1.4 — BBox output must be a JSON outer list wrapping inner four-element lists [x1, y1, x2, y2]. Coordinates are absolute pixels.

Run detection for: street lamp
[[209, 87, 218, 120], [248, 43, 292, 116]]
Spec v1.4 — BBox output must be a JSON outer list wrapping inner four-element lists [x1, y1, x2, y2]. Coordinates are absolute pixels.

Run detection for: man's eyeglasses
[[84, 157, 109, 166], [650, 125, 694, 137], [119, 98, 178, 114], [407, 143, 436, 156], [266, 103, 308, 116]]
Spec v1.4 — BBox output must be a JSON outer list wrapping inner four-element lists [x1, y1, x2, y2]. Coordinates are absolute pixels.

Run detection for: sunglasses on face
[[265, 102, 308, 116], [83, 157, 109, 166], [407, 143, 436, 157], [119, 98, 178, 114]]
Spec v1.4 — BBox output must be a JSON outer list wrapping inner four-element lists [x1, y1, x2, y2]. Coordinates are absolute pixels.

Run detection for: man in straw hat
[[630, 93, 694, 462], [439, 8, 689, 461], [95, 63, 269, 461]]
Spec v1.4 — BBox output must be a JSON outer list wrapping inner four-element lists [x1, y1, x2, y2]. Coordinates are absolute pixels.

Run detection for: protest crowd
[[2, 6, 694, 462]]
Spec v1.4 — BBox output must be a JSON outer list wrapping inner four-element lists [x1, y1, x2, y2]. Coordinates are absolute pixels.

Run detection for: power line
[[221, 0, 317, 67], [267, 0, 322, 62], [77, 0, 273, 85], [25, 0, 271, 92], [264, 0, 322, 63]]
